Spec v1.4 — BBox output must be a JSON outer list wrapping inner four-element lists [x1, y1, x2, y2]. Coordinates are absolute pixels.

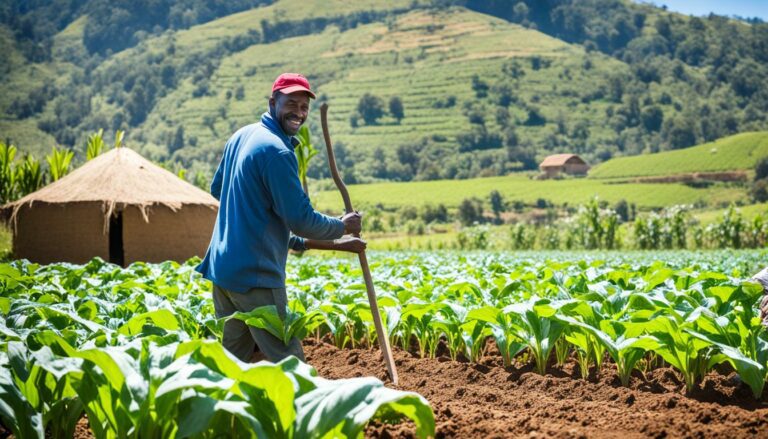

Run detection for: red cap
[[271, 73, 316, 99]]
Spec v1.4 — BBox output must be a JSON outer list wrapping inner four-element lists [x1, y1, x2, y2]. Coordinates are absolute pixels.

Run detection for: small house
[[2, 147, 218, 265], [539, 154, 590, 178]]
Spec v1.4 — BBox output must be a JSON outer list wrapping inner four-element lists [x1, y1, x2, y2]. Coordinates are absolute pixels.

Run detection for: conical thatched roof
[[4, 147, 218, 226]]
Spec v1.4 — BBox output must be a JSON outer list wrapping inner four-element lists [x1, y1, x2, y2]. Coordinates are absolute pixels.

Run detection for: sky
[[636, 0, 768, 20]]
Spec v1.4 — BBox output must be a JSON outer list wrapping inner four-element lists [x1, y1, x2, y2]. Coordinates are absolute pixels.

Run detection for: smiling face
[[269, 91, 311, 136]]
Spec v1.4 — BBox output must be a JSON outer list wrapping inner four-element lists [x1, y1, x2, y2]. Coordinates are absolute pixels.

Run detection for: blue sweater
[[196, 111, 345, 292]]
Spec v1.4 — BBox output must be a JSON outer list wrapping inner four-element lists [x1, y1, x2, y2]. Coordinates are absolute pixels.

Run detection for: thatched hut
[[539, 154, 590, 178], [2, 147, 218, 265]]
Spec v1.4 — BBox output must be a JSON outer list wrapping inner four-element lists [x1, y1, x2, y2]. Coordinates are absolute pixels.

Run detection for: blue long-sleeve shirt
[[196, 111, 345, 292]]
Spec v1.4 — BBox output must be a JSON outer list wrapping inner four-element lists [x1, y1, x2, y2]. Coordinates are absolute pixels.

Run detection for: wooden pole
[[319, 103, 399, 385]]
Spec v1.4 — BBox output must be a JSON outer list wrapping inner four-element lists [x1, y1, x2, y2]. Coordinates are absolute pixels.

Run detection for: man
[[196, 72, 365, 363]]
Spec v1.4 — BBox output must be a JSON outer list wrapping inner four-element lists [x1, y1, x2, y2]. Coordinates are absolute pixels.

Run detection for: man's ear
[[269, 95, 276, 108]]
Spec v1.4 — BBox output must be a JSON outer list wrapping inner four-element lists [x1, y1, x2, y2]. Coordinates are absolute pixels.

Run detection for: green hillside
[[0, 0, 424, 158], [143, 7, 623, 168], [1, 0, 768, 184], [311, 173, 745, 213], [589, 132, 768, 179]]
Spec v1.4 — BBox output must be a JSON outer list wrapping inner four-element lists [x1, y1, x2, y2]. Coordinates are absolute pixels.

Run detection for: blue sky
[[636, 0, 768, 20]]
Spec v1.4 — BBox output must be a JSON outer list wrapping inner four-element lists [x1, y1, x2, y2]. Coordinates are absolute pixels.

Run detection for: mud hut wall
[[122, 204, 216, 263], [13, 202, 109, 264], [541, 166, 561, 178], [564, 163, 590, 175]]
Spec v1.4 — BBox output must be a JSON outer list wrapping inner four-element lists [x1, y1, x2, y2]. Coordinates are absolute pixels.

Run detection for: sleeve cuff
[[289, 236, 307, 251]]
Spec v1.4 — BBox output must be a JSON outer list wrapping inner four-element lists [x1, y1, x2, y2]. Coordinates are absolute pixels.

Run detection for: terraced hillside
[[589, 131, 768, 179], [0, 0, 424, 158], [2, 0, 767, 183], [138, 6, 627, 176]]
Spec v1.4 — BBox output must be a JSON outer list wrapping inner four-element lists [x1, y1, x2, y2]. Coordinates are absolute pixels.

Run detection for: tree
[[664, 116, 697, 149], [357, 93, 385, 125], [489, 190, 505, 222], [524, 106, 546, 126], [755, 157, 768, 181], [614, 199, 630, 222], [458, 198, 483, 226], [752, 179, 768, 203], [502, 60, 525, 79], [494, 84, 514, 107], [371, 147, 388, 179], [160, 65, 176, 88], [389, 96, 404, 122], [471, 75, 489, 98], [496, 107, 510, 128], [512, 2, 529, 22], [170, 125, 185, 153], [641, 106, 664, 132]]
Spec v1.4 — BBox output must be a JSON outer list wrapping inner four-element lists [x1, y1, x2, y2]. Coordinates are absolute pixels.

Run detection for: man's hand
[[333, 237, 367, 253], [341, 211, 362, 235], [304, 237, 367, 253]]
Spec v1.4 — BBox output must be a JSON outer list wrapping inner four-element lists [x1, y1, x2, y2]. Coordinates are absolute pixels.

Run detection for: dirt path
[[303, 339, 768, 438]]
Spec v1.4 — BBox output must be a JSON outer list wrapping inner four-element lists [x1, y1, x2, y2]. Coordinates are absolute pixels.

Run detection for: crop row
[[278, 251, 768, 398], [2, 251, 768, 437], [280, 252, 768, 396], [0, 259, 434, 439]]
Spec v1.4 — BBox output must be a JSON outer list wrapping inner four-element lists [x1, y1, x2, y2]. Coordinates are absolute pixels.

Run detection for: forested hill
[[1, 0, 767, 184]]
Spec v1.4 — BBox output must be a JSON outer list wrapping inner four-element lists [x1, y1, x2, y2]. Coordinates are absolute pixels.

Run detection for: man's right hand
[[342, 211, 362, 235]]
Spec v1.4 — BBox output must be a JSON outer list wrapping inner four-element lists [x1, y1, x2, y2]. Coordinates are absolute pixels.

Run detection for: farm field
[[2, 251, 768, 437], [693, 202, 768, 225], [311, 173, 745, 212], [589, 132, 768, 179]]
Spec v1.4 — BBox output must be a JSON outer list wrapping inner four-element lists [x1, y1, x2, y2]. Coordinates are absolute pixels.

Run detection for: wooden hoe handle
[[319, 103, 399, 385]]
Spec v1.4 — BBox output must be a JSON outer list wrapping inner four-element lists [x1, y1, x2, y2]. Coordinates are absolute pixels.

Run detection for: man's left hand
[[334, 236, 367, 253]]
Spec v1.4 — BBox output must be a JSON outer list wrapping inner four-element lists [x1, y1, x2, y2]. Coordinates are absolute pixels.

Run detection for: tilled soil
[[303, 339, 768, 438], [9, 340, 767, 438]]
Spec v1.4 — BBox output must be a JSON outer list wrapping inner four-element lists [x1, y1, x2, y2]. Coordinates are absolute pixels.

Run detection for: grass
[[310, 173, 747, 213], [365, 229, 460, 250], [589, 132, 768, 179]]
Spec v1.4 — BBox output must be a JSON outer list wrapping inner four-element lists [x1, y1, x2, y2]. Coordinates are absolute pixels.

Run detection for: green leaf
[[0, 366, 44, 439], [294, 377, 435, 439], [118, 309, 180, 335], [176, 396, 266, 438], [231, 306, 287, 343]]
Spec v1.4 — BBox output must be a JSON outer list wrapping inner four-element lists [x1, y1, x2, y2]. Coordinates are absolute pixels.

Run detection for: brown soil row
[[8, 340, 766, 438], [303, 339, 768, 438]]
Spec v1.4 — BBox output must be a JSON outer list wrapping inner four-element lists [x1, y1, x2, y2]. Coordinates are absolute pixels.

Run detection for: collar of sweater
[[261, 111, 300, 149]]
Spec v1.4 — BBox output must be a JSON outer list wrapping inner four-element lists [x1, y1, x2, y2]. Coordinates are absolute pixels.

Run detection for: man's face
[[270, 91, 310, 136]]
